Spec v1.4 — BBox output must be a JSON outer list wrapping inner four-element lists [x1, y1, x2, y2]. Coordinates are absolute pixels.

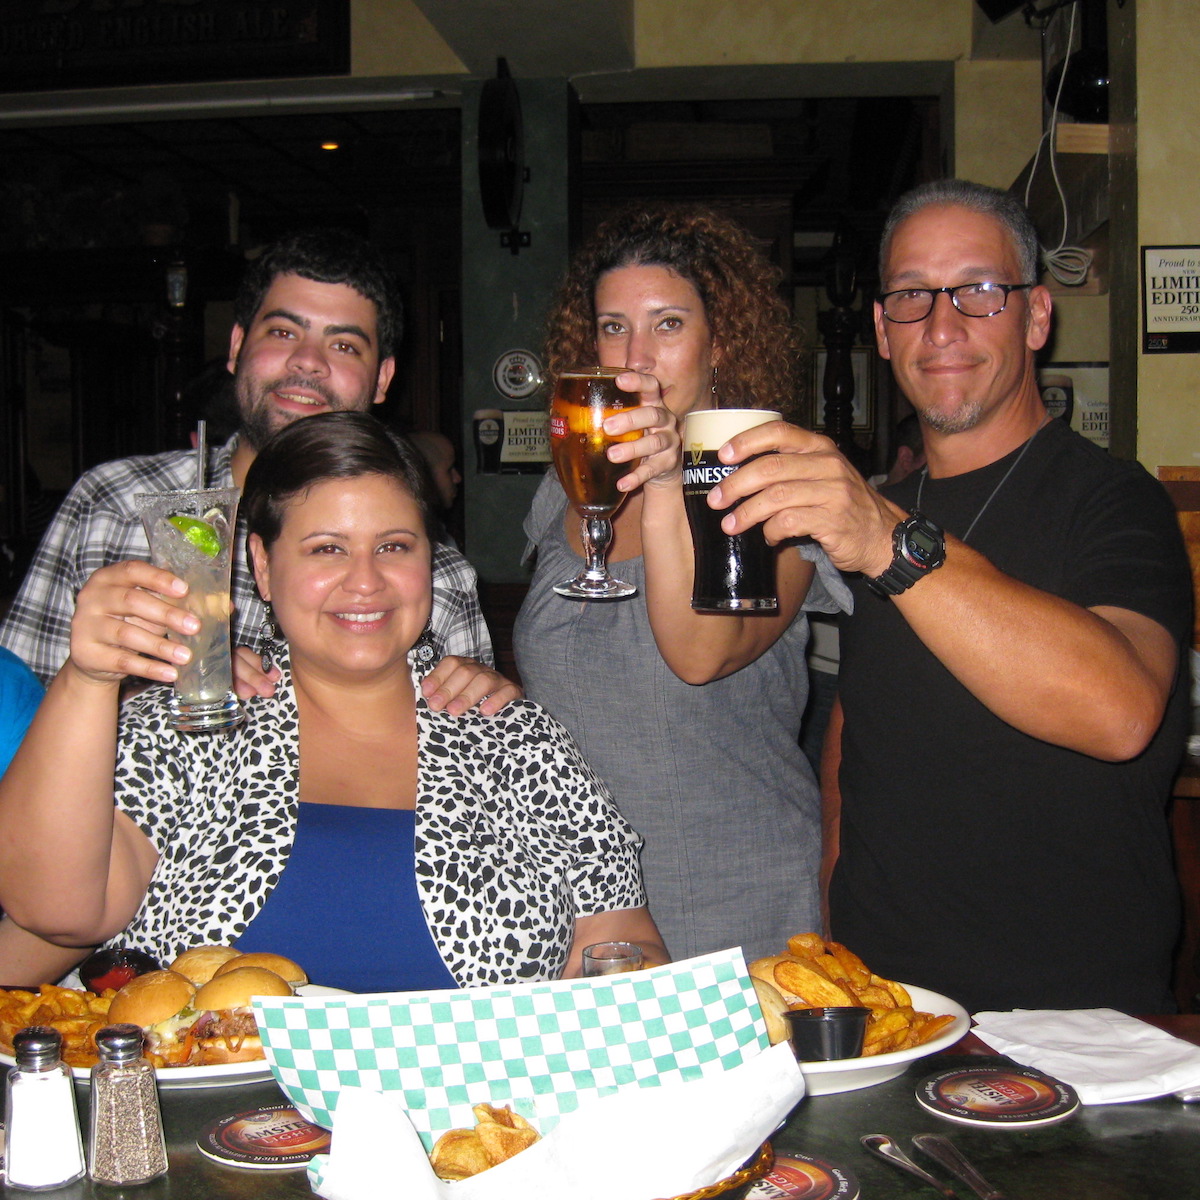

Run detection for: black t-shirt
[[833, 419, 1192, 1013]]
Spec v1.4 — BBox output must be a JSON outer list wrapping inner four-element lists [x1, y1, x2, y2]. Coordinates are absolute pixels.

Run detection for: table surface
[[3, 1016, 1198, 1199]]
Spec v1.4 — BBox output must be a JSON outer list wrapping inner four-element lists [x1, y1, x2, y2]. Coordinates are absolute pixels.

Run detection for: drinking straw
[[195, 420, 207, 490]]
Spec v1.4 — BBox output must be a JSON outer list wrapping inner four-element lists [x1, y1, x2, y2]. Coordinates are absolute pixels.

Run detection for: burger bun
[[108, 969, 196, 1027], [213, 952, 307, 987], [751, 978, 792, 1046], [169, 945, 242, 985], [194, 966, 294, 1011]]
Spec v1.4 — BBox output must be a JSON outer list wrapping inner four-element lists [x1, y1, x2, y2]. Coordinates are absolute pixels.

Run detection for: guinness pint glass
[[472, 409, 503, 474], [682, 408, 780, 612]]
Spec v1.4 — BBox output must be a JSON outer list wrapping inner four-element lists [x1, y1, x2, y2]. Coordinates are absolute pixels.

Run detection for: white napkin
[[971, 1008, 1200, 1104], [309, 1041, 804, 1200]]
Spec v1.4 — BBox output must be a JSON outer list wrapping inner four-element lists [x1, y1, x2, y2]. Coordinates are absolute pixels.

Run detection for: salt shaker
[[3, 1024, 86, 1190], [88, 1022, 168, 1185]]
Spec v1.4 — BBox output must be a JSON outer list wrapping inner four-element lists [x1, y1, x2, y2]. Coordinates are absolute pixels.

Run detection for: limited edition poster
[[1142, 246, 1200, 353]]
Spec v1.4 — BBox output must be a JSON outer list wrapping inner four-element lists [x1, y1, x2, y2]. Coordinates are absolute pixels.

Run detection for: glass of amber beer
[[549, 367, 640, 599]]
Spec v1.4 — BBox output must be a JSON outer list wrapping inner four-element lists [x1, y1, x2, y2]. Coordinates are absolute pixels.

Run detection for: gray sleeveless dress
[[513, 473, 852, 963]]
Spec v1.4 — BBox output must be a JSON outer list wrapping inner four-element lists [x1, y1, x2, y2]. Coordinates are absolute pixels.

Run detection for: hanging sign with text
[[1142, 245, 1200, 353], [0, 0, 349, 92]]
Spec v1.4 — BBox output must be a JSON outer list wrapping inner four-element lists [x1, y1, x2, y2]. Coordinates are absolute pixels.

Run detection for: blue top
[[0, 646, 42, 776], [235, 803, 457, 993]]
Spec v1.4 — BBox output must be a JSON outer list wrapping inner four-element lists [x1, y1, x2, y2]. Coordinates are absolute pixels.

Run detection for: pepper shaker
[[3, 1025, 87, 1190], [88, 1022, 168, 1185]]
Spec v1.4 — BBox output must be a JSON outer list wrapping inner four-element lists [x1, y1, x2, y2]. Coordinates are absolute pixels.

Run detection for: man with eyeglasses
[[709, 179, 1190, 1013]]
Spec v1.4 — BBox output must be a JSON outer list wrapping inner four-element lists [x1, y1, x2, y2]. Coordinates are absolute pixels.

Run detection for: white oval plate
[[0, 983, 351, 1089], [797, 984, 970, 1096]]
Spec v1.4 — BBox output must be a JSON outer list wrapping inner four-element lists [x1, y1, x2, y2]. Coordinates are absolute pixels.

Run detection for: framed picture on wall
[[1038, 361, 1109, 449], [811, 347, 875, 431]]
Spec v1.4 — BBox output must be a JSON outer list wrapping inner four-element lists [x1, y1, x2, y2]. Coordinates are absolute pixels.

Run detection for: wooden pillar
[[460, 76, 577, 583], [818, 230, 870, 475]]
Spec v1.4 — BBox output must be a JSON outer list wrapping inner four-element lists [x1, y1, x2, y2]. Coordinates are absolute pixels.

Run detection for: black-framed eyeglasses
[[878, 282, 1036, 323]]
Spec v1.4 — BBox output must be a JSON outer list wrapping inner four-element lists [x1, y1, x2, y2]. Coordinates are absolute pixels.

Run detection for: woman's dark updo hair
[[243, 412, 435, 554]]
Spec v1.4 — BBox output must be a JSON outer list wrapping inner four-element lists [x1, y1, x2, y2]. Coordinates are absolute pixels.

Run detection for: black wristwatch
[[865, 512, 946, 598]]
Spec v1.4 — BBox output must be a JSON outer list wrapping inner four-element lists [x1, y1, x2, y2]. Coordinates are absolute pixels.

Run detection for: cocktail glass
[[549, 367, 640, 600], [134, 486, 244, 733]]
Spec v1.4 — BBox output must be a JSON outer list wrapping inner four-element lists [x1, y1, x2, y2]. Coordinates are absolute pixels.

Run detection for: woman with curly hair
[[514, 204, 850, 963]]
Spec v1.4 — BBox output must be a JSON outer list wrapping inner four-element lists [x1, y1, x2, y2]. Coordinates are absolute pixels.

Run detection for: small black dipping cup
[[784, 1006, 868, 1061]]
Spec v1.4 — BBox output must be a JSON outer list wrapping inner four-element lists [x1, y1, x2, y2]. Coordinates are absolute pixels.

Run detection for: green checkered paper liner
[[254, 948, 767, 1143]]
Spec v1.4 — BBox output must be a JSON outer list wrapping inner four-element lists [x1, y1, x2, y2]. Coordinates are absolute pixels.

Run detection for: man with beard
[[705, 180, 1191, 1013], [0, 230, 508, 712]]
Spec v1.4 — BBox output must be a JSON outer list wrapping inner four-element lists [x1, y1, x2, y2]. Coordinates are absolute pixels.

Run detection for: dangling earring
[[259, 603, 283, 673], [711, 365, 719, 403], [411, 623, 439, 666]]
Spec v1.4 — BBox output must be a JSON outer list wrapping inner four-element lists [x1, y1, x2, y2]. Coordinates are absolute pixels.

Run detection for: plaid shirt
[[0, 436, 492, 685]]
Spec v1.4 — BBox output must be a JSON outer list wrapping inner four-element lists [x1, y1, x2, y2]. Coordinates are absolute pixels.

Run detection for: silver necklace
[[915, 427, 1040, 544]]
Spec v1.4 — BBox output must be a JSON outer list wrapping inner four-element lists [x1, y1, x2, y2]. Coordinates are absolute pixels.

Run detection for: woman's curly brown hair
[[543, 204, 802, 415]]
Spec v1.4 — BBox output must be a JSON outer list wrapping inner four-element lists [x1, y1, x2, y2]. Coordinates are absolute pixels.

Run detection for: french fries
[[749, 934, 957, 1058], [0, 984, 115, 1070], [429, 1104, 541, 1180]]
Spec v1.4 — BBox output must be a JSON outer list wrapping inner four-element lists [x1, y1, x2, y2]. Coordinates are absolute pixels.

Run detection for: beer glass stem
[[581, 515, 615, 583], [552, 513, 636, 599]]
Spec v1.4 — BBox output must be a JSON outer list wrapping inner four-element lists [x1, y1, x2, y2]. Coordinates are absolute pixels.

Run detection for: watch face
[[907, 524, 941, 565]]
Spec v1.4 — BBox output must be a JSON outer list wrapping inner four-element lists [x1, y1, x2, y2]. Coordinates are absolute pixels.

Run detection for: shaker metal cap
[[94, 1022, 147, 1063], [12, 1024, 63, 1070]]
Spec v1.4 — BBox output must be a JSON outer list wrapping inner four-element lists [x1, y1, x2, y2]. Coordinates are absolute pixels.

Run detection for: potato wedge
[[785, 932, 828, 958], [826, 941, 872, 989], [774, 959, 856, 1008]]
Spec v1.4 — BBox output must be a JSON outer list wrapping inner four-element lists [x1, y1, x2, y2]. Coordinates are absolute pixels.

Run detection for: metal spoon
[[912, 1134, 1008, 1200], [861, 1133, 958, 1198]]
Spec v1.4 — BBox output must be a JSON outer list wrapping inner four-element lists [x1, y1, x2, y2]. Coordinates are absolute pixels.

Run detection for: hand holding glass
[[135, 486, 244, 733], [549, 367, 641, 599]]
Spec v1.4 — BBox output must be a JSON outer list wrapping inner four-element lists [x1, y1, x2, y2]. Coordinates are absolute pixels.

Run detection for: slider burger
[[106, 964, 294, 1066], [188, 967, 295, 1065], [106, 969, 200, 1066], [169, 945, 242, 986], [213, 951, 308, 989]]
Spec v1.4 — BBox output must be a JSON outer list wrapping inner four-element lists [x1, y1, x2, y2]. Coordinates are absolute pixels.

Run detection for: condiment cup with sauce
[[784, 1006, 868, 1061]]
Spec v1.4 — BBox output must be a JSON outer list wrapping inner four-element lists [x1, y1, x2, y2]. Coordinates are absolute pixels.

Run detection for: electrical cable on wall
[[1023, 0, 1094, 287]]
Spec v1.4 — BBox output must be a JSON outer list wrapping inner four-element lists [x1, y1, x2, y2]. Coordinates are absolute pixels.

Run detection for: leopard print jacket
[[108, 656, 646, 986]]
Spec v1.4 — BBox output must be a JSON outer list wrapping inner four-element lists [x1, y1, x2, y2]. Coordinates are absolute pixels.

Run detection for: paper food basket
[[252, 948, 768, 1145]]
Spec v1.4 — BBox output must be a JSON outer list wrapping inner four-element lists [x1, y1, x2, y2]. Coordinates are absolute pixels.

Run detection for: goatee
[[236, 376, 341, 450]]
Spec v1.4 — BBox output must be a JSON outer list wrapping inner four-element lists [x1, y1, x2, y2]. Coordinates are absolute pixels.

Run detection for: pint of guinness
[[682, 408, 780, 612], [472, 409, 504, 474]]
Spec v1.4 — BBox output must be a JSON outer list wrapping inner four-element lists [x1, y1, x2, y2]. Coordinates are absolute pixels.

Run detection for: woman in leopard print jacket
[[0, 414, 666, 990]]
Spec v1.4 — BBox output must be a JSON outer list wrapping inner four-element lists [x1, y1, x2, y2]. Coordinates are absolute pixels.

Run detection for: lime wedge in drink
[[168, 514, 222, 558]]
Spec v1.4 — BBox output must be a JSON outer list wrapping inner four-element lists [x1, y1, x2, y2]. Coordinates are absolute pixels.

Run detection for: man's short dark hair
[[879, 179, 1042, 285], [234, 229, 403, 360]]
